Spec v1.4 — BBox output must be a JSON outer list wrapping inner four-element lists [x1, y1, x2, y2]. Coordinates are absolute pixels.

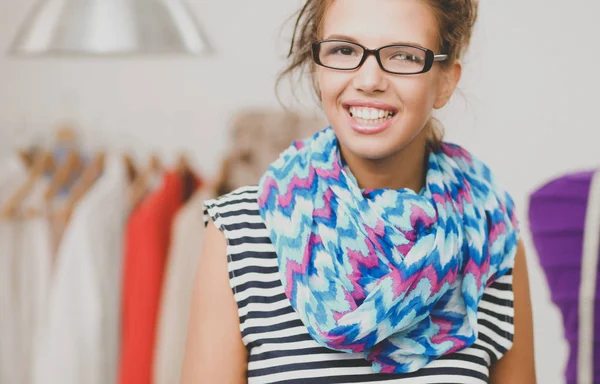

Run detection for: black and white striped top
[[204, 186, 515, 384]]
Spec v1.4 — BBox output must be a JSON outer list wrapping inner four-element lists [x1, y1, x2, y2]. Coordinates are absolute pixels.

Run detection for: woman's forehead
[[321, 0, 439, 49]]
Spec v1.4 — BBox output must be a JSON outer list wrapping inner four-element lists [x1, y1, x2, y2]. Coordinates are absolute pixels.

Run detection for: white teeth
[[349, 106, 393, 120]]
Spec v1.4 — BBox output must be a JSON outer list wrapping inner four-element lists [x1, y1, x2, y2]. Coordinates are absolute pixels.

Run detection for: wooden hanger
[[177, 152, 200, 202], [149, 153, 162, 175], [213, 153, 235, 197], [44, 125, 83, 202], [56, 151, 105, 224], [43, 149, 84, 203], [17, 148, 39, 170], [176, 152, 190, 176], [128, 152, 163, 208], [55, 124, 77, 143], [122, 153, 138, 184], [0, 151, 55, 219]]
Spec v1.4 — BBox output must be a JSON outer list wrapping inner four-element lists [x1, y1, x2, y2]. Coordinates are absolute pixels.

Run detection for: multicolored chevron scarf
[[257, 126, 519, 374]]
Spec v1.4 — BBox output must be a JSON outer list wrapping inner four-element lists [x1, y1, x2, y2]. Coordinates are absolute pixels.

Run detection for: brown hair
[[277, 0, 479, 150]]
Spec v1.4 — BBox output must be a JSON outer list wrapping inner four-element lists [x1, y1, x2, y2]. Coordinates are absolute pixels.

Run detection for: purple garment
[[528, 170, 600, 384]]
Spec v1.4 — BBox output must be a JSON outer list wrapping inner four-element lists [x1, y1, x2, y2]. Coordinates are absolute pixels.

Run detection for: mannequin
[[529, 170, 600, 383]]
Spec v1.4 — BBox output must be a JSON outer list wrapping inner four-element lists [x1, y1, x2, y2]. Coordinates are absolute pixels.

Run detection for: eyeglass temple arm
[[434, 54, 448, 62]]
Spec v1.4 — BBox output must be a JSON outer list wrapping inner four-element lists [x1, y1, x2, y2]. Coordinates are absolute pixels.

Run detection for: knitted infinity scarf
[[257, 127, 519, 374]]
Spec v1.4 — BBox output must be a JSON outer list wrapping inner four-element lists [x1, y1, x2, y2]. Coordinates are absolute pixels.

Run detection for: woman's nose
[[352, 55, 388, 93]]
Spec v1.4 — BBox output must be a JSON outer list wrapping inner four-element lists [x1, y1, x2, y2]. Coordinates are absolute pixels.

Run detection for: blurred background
[[0, 0, 599, 383]]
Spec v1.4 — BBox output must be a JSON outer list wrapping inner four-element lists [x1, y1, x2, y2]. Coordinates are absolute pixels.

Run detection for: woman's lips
[[345, 107, 395, 135], [343, 100, 398, 112]]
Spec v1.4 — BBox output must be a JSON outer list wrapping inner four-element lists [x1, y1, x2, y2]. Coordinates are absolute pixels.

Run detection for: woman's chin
[[338, 139, 397, 162], [337, 130, 424, 164]]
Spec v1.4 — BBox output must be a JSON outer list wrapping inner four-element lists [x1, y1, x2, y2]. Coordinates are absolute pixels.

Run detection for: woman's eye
[[392, 53, 422, 64], [330, 46, 357, 56], [393, 53, 420, 62]]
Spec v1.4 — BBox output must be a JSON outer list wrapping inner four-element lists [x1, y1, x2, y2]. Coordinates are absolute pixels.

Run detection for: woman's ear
[[434, 60, 462, 109]]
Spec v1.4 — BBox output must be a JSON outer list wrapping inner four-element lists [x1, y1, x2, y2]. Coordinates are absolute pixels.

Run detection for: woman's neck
[[340, 131, 429, 192]]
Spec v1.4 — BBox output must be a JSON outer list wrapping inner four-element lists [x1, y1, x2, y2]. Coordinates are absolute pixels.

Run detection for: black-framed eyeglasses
[[311, 40, 448, 75]]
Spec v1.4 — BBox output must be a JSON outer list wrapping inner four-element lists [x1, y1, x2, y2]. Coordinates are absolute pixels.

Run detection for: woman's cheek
[[395, 79, 437, 118]]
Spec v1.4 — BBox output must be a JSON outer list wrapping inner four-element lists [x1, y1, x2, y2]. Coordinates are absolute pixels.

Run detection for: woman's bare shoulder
[[180, 219, 247, 384]]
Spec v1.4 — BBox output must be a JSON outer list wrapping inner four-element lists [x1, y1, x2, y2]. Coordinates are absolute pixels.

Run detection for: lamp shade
[[9, 0, 210, 56]]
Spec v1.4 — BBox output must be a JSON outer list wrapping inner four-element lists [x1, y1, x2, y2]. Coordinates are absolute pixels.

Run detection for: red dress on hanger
[[119, 171, 198, 384]]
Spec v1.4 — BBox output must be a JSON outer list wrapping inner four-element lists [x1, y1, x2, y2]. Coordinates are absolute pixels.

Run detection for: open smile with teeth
[[348, 106, 396, 125]]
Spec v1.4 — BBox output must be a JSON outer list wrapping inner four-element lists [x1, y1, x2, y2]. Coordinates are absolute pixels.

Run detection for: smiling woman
[[181, 1, 536, 383]]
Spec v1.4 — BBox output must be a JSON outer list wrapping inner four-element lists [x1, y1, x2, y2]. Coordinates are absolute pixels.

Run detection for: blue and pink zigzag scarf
[[257, 127, 519, 374]]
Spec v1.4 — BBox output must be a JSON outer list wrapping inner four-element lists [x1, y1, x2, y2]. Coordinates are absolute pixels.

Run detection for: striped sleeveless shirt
[[204, 186, 515, 384]]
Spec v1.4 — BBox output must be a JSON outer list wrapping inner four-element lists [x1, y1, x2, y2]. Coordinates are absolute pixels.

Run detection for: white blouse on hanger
[[33, 154, 130, 384], [16, 177, 53, 384], [0, 154, 28, 384], [0, 169, 54, 384]]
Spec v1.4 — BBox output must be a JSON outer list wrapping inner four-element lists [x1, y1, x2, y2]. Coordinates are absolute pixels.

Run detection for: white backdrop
[[1, 1, 599, 382]]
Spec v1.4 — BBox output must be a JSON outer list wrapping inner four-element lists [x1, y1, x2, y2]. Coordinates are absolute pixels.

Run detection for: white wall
[[0, 0, 311, 171], [444, 2, 599, 382], [2, 0, 600, 382]]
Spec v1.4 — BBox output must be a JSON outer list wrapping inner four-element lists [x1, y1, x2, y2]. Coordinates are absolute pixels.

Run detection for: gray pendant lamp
[[8, 0, 210, 56]]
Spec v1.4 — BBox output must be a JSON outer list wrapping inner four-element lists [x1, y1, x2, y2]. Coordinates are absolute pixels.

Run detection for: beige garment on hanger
[[221, 109, 326, 192], [153, 188, 212, 384]]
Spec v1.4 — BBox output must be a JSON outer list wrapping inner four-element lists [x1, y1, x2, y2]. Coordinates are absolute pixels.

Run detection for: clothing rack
[[0, 132, 210, 384], [0, 125, 204, 222]]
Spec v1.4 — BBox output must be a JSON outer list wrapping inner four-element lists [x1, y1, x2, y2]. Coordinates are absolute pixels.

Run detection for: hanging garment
[[204, 187, 516, 383], [17, 219, 52, 384], [0, 220, 21, 384], [0, 173, 52, 384], [0, 154, 27, 384], [119, 171, 198, 384], [153, 189, 210, 384], [215, 110, 325, 195], [8, 177, 53, 384], [32, 154, 129, 384], [529, 170, 600, 383]]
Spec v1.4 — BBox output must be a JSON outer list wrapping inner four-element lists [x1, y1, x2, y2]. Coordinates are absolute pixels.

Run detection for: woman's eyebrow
[[323, 34, 425, 49], [323, 34, 359, 42]]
